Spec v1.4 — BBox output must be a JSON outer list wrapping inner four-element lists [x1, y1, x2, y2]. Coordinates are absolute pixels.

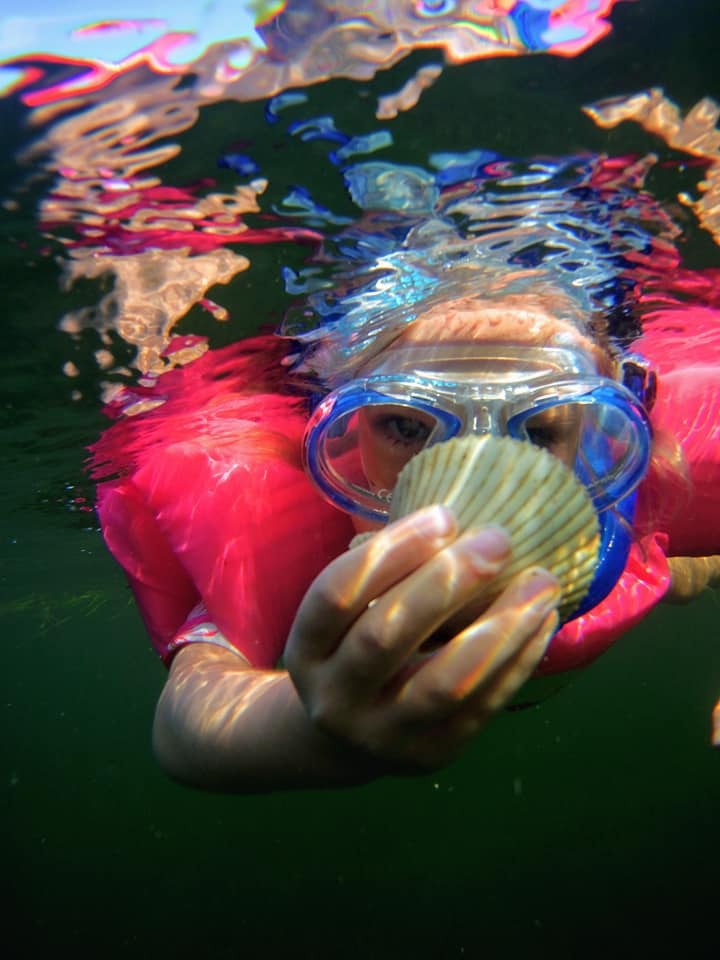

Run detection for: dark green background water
[[2, 1, 719, 957]]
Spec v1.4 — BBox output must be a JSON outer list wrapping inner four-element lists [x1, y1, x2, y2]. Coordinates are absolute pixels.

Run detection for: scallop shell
[[388, 435, 600, 620]]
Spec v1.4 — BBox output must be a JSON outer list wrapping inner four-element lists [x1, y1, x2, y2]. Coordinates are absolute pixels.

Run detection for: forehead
[[398, 294, 591, 349], [386, 293, 614, 376]]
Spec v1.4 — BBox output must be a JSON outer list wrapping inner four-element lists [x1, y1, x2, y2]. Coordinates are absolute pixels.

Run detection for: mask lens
[[517, 394, 649, 509], [521, 403, 583, 468], [306, 393, 453, 519], [314, 408, 373, 495], [359, 404, 436, 494]]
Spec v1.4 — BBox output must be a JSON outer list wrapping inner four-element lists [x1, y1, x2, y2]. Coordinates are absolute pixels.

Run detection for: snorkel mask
[[304, 342, 654, 621]]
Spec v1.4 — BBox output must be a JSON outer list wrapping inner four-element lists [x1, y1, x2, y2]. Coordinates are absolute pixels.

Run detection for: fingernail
[[413, 504, 456, 539], [516, 567, 562, 611], [466, 525, 512, 563]]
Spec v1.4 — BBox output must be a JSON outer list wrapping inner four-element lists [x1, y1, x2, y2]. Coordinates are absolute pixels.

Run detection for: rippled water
[[3, 2, 720, 957]]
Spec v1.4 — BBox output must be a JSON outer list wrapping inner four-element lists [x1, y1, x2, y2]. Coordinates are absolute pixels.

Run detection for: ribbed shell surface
[[389, 435, 600, 618]]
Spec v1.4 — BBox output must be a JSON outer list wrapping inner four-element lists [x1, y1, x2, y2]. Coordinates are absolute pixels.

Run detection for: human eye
[[524, 406, 581, 466], [367, 406, 433, 450], [526, 423, 559, 449], [379, 413, 432, 447]]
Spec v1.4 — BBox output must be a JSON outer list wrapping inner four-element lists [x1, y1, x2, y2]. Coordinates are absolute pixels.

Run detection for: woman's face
[[352, 293, 608, 533]]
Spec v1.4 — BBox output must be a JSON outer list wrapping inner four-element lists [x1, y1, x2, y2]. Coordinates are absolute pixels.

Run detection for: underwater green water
[[2, 1, 720, 957]]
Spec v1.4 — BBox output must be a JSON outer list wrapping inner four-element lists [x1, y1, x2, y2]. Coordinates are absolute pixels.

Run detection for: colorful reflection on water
[[3, 0, 719, 398], [2, 1, 624, 104]]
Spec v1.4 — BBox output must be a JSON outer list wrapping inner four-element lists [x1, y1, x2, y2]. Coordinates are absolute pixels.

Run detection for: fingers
[[288, 505, 458, 661], [332, 526, 513, 688], [474, 608, 559, 713], [419, 609, 558, 759], [396, 567, 561, 718]]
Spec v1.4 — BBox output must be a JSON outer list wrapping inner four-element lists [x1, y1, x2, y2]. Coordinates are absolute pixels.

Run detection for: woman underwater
[[91, 149, 720, 792]]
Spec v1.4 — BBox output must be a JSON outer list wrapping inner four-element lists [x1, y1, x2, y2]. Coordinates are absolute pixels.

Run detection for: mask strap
[[621, 353, 656, 410]]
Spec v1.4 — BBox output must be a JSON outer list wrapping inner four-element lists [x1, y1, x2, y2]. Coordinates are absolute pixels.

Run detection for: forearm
[[152, 644, 385, 793]]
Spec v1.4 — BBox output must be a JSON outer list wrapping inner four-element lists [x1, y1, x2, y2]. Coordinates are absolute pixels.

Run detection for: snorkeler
[[91, 151, 720, 792]]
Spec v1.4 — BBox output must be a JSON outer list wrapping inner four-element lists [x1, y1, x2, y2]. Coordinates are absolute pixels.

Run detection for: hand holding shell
[[354, 435, 600, 621]]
